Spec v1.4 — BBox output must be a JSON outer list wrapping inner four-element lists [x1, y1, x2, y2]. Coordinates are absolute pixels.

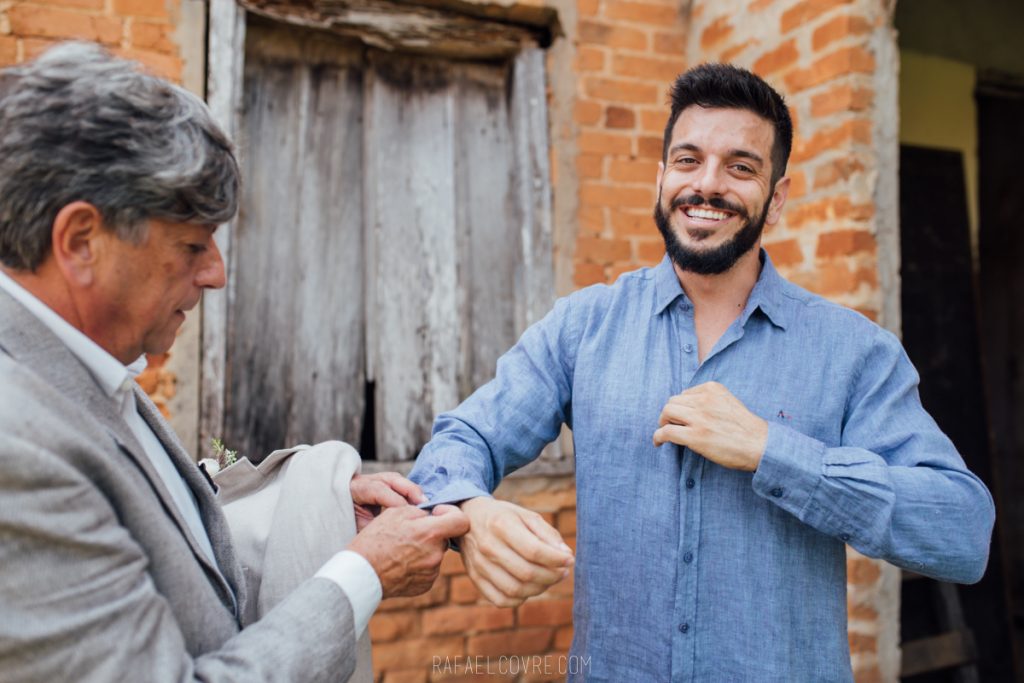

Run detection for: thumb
[[422, 507, 470, 538]]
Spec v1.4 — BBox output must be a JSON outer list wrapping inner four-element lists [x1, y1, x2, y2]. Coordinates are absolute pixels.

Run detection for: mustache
[[670, 194, 746, 216]]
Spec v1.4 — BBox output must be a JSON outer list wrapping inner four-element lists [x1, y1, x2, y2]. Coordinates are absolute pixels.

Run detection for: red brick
[[765, 238, 803, 268], [576, 236, 632, 264], [811, 84, 874, 117], [812, 261, 877, 297], [578, 130, 632, 155], [605, 105, 636, 129], [576, 153, 604, 180], [611, 209, 653, 237], [780, 0, 853, 33], [848, 631, 878, 655], [574, 100, 603, 126], [847, 556, 882, 585], [115, 47, 182, 81], [380, 579, 448, 611], [785, 47, 876, 93], [812, 15, 872, 51], [574, 261, 607, 287], [113, 0, 171, 18], [753, 39, 799, 76], [518, 598, 574, 627], [450, 575, 481, 604], [578, 21, 648, 51], [848, 602, 879, 622], [554, 625, 574, 650], [576, 46, 605, 72], [813, 156, 866, 189], [557, 509, 577, 534], [720, 38, 758, 64], [440, 551, 466, 575], [609, 158, 654, 183], [578, 0, 599, 18], [791, 119, 872, 163], [785, 197, 873, 230], [853, 664, 882, 683], [382, 669, 428, 683], [787, 170, 807, 199], [467, 628, 554, 656], [370, 611, 418, 642], [584, 77, 659, 105], [8, 6, 122, 45], [605, 1, 680, 25], [0, 37, 16, 66], [43, 0, 105, 10], [131, 21, 176, 52], [700, 16, 733, 50], [653, 31, 685, 56], [637, 135, 664, 159], [372, 635, 463, 671], [423, 605, 515, 635], [612, 54, 683, 83], [580, 183, 653, 210], [636, 239, 665, 263], [579, 205, 604, 235], [640, 108, 667, 133]]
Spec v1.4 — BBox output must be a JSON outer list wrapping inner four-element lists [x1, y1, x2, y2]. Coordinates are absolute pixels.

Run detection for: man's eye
[[732, 164, 754, 174], [188, 244, 207, 254], [676, 157, 698, 165]]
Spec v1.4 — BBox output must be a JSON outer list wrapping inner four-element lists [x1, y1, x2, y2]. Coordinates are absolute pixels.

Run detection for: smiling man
[[0, 43, 469, 682], [410, 63, 995, 681]]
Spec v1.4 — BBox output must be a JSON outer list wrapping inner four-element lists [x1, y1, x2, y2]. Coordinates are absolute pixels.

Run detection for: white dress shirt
[[0, 270, 380, 635]]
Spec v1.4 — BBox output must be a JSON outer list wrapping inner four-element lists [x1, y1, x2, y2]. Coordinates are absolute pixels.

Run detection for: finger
[[419, 508, 471, 538], [658, 403, 693, 428], [469, 552, 546, 603], [653, 423, 692, 447], [521, 514, 574, 560], [478, 537, 568, 585], [357, 479, 409, 509], [469, 569, 524, 608], [374, 471, 427, 504], [491, 516, 573, 568]]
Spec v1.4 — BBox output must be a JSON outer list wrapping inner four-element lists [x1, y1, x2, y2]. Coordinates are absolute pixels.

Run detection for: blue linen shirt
[[410, 251, 994, 682]]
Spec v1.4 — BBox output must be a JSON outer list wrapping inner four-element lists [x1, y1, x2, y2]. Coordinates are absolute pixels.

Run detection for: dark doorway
[[978, 82, 1024, 680], [898, 144, 1017, 681]]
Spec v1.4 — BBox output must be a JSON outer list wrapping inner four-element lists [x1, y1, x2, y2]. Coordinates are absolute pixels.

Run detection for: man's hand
[[350, 472, 426, 531], [459, 497, 574, 608], [348, 504, 469, 598], [652, 381, 769, 471]]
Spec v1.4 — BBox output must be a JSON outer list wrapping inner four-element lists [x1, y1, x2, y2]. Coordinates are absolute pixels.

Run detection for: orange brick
[[811, 84, 874, 117], [612, 54, 683, 83], [44, 0, 105, 10], [653, 31, 685, 56], [853, 664, 882, 683], [854, 307, 878, 322], [557, 509, 577, 534], [113, 0, 171, 18], [576, 153, 604, 180], [369, 611, 417, 642], [813, 156, 866, 189], [131, 21, 175, 52], [700, 16, 733, 50], [636, 239, 665, 263], [441, 550, 466, 575], [423, 604, 515, 635], [576, 236, 632, 264], [0, 37, 16, 66], [720, 38, 758, 64], [787, 170, 807, 199], [518, 598, 574, 627], [753, 39, 799, 76], [554, 625, 575, 650], [372, 635, 463, 671], [605, 1, 680, 25], [813, 261, 877, 297], [637, 135, 664, 159], [574, 261, 607, 287], [848, 631, 878, 655], [382, 669, 428, 683], [115, 47, 183, 81], [467, 628, 554, 656], [848, 602, 879, 622], [574, 100, 603, 127], [8, 6, 122, 45], [609, 158, 654, 183], [605, 106, 635, 129], [611, 209, 653, 237], [450, 575, 481, 604], [780, 0, 853, 33], [380, 579, 448, 611], [812, 15, 872, 51], [579, 205, 604, 235], [578, 21, 648, 51], [750, 0, 775, 11], [791, 119, 872, 163], [640, 108, 667, 133], [785, 47, 876, 93], [765, 238, 803, 268], [578, 0, 599, 18], [576, 46, 605, 72], [847, 556, 882, 585], [584, 77, 659, 104], [580, 183, 653, 210], [578, 131, 632, 155]]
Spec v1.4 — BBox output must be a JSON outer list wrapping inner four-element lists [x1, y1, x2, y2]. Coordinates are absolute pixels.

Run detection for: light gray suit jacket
[[0, 288, 358, 682]]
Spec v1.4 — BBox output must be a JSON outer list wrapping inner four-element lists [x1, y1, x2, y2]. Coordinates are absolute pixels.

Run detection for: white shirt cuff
[[314, 549, 382, 637]]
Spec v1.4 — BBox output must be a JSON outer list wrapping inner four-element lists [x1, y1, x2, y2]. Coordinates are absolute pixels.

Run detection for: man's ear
[[656, 160, 665, 188], [51, 201, 106, 287], [764, 176, 791, 227]]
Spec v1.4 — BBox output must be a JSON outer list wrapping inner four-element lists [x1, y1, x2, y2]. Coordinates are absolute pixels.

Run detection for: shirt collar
[[0, 269, 145, 398], [651, 249, 789, 330]]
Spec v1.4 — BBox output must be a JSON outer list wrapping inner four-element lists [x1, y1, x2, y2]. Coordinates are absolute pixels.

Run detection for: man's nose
[[690, 159, 728, 197], [197, 237, 227, 289]]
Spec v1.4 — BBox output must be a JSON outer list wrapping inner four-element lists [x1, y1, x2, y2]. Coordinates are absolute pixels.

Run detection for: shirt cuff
[[315, 550, 382, 637], [752, 421, 827, 517], [416, 481, 492, 509]]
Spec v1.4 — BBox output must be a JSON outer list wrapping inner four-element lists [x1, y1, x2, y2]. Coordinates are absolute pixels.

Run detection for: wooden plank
[[900, 631, 976, 677], [365, 54, 460, 462], [200, 0, 246, 454]]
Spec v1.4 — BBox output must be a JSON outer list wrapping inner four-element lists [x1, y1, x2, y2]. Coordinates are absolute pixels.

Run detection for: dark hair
[[0, 42, 240, 271], [662, 63, 793, 183]]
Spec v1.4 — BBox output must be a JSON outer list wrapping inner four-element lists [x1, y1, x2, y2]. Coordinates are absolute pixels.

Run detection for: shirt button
[[685, 478, 695, 489], [840, 533, 852, 542], [683, 343, 694, 353], [770, 487, 784, 498], [678, 622, 689, 633], [683, 551, 693, 564]]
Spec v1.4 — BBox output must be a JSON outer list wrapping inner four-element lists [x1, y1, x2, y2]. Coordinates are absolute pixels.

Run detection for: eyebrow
[[668, 142, 765, 167]]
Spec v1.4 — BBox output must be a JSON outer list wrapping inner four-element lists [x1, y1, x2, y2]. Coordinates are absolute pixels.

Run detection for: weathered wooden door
[[209, 20, 557, 466]]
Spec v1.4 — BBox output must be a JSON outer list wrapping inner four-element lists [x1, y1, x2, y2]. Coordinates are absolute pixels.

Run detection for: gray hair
[[0, 42, 240, 271]]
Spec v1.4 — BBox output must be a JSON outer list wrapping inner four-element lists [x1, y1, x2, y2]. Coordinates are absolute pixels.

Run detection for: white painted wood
[[201, 0, 247, 452]]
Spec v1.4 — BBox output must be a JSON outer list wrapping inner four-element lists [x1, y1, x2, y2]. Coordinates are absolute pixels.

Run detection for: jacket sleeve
[[410, 295, 579, 505], [751, 326, 995, 584], [0, 436, 358, 683]]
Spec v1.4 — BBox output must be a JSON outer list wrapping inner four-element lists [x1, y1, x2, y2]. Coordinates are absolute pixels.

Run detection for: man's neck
[[673, 246, 762, 315], [2, 264, 84, 331]]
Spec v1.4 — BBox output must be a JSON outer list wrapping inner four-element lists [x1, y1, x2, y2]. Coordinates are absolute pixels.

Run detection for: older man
[[410, 63, 995, 681], [0, 43, 468, 682]]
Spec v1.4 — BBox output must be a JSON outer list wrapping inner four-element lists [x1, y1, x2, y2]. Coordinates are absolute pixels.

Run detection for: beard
[[653, 190, 771, 275]]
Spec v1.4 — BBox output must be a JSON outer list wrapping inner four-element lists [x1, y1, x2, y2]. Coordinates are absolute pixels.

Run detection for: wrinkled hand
[[459, 497, 574, 608], [348, 504, 469, 598], [652, 381, 768, 471], [350, 472, 426, 531]]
